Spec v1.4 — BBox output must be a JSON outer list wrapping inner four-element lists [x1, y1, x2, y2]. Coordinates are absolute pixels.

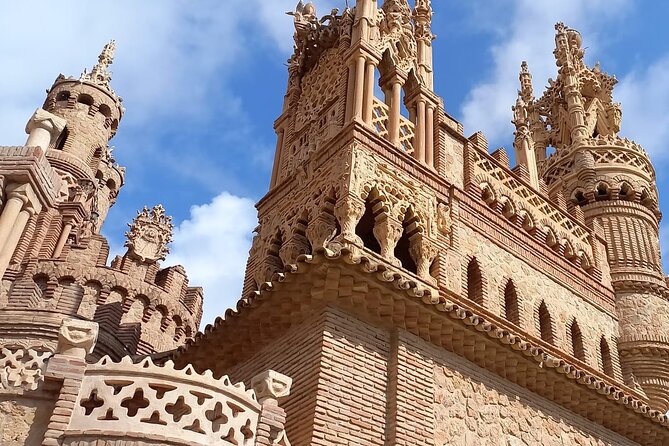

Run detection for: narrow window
[[467, 258, 483, 305], [503, 280, 520, 326], [537, 301, 554, 344], [600, 337, 614, 377], [569, 320, 585, 361]]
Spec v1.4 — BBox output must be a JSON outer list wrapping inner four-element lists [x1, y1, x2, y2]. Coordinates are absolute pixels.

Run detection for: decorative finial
[[124, 205, 174, 263], [518, 61, 533, 101], [81, 40, 116, 88]]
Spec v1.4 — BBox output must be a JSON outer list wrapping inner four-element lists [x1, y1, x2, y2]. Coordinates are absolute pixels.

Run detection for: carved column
[[409, 233, 438, 284], [279, 231, 311, 266], [0, 204, 34, 277], [388, 77, 404, 146], [333, 196, 366, 251], [53, 219, 74, 258], [251, 370, 292, 446], [363, 59, 377, 125], [306, 210, 338, 252], [353, 56, 367, 121], [25, 108, 66, 150], [373, 215, 403, 266], [270, 128, 285, 188], [426, 104, 435, 167], [0, 187, 27, 253], [414, 99, 427, 162]]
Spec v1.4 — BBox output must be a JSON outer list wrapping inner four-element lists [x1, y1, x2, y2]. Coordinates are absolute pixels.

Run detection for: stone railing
[[61, 356, 290, 445], [0, 345, 52, 391], [467, 145, 594, 269]]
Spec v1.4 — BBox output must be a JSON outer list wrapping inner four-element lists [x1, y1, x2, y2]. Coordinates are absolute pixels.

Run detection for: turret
[[526, 23, 669, 410], [41, 41, 124, 228]]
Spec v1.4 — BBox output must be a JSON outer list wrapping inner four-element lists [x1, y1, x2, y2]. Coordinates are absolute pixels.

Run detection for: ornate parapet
[[466, 143, 594, 272], [0, 345, 51, 392], [60, 355, 290, 445]]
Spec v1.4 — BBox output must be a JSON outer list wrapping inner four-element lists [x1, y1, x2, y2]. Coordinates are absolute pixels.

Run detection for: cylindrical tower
[[42, 41, 124, 227], [531, 24, 669, 411]]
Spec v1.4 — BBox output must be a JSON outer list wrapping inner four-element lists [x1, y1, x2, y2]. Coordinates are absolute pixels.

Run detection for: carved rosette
[[124, 205, 174, 263]]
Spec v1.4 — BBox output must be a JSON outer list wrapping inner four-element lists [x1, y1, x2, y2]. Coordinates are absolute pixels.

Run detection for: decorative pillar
[[353, 56, 367, 121], [25, 108, 67, 150], [414, 99, 427, 162], [0, 191, 26, 253], [53, 220, 74, 258], [409, 233, 438, 285], [333, 196, 366, 250], [363, 59, 377, 125], [270, 129, 285, 188], [251, 370, 292, 445], [0, 205, 34, 277], [373, 215, 403, 267], [426, 104, 435, 167], [388, 78, 403, 146]]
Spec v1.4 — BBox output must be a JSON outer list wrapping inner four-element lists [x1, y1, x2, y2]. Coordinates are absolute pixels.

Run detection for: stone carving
[[378, 0, 418, 72], [80, 40, 115, 88], [125, 205, 174, 263], [287, 1, 344, 73], [57, 318, 99, 358], [0, 347, 51, 391], [251, 370, 292, 404], [436, 202, 452, 235], [70, 356, 261, 444]]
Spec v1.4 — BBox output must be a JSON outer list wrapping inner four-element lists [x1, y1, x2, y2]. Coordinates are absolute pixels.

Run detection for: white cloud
[[615, 56, 669, 161], [167, 192, 257, 327], [460, 0, 630, 148]]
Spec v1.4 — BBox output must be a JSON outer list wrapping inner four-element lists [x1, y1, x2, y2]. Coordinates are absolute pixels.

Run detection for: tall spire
[[80, 40, 116, 89]]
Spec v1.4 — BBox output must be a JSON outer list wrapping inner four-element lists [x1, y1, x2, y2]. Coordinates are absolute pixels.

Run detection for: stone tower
[[514, 23, 669, 409], [0, 43, 203, 362], [178, 2, 669, 445]]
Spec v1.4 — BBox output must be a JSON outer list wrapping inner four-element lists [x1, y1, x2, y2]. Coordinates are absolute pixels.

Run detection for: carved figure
[[125, 205, 174, 262]]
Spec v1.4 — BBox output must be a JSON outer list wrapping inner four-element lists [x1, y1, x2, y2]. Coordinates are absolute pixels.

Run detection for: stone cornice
[[178, 250, 669, 444]]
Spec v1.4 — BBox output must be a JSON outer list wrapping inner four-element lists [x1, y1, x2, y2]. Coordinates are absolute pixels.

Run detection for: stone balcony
[[0, 319, 292, 446]]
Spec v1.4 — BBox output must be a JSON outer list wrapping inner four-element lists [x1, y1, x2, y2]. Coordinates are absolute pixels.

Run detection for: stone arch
[[77, 93, 94, 107], [502, 278, 520, 326], [567, 318, 586, 362], [156, 305, 170, 333], [33, 273, 49, 301], [121, 294, 150, 324], [55, 276, 83, 314], [356, 186, 385, 255], [595, 181, 611, 201], [465, 257, 484, 306], [535, 300, 555, 345], [78, 280, 102, 319], [98, 103, 112, 118], [395, 205, 421, 274]]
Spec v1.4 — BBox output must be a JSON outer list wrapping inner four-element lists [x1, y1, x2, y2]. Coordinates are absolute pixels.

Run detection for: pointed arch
[[600, 336, 614, 377], [536, 301, 554, 345], [395, 206, 419, 274], [502, 279, 520, 326], [355, 188, 383, 255], [567, 319, 586, 361], [466, 258, 484, 305]]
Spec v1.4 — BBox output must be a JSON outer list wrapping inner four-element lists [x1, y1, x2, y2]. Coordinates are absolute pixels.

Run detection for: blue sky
[[2, 1, 669, 326]]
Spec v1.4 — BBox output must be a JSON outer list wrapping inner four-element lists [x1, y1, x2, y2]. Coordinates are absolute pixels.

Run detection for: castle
[[1, 0, 669, 445]]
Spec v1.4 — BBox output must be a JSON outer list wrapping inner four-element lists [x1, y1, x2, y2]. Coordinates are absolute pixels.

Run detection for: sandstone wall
[[447, 223, 621, 376], [0, 395, 55, 446]]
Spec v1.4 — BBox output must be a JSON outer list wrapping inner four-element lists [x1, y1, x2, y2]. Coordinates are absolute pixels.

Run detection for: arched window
[[568, 320, 585, 361], [395, 208, 418, 274], [99, 103, 112, 118], [77, 93, 94, 106], [536, 301, 554, 344], [355, 192, 382, 255], [466, 258, 483, 305], [600, 337, 614, 377], [503, 279, 520, 326]]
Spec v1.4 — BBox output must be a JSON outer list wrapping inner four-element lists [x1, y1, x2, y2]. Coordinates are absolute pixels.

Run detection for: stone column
[[251, 370, 292, 446], [363, 59, 376, 125], [388, 79, 403, 146], [414, 99, 427, 162], [53, 220, 74, 258], [353, 56, 367, 121], [270, 129, 285, 188], [373, 216, 403, 267], [0, 205, 34, 277], [25, 108, 67, 150], [0, 192, 26, 253], [426, 105, 435, 167]]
